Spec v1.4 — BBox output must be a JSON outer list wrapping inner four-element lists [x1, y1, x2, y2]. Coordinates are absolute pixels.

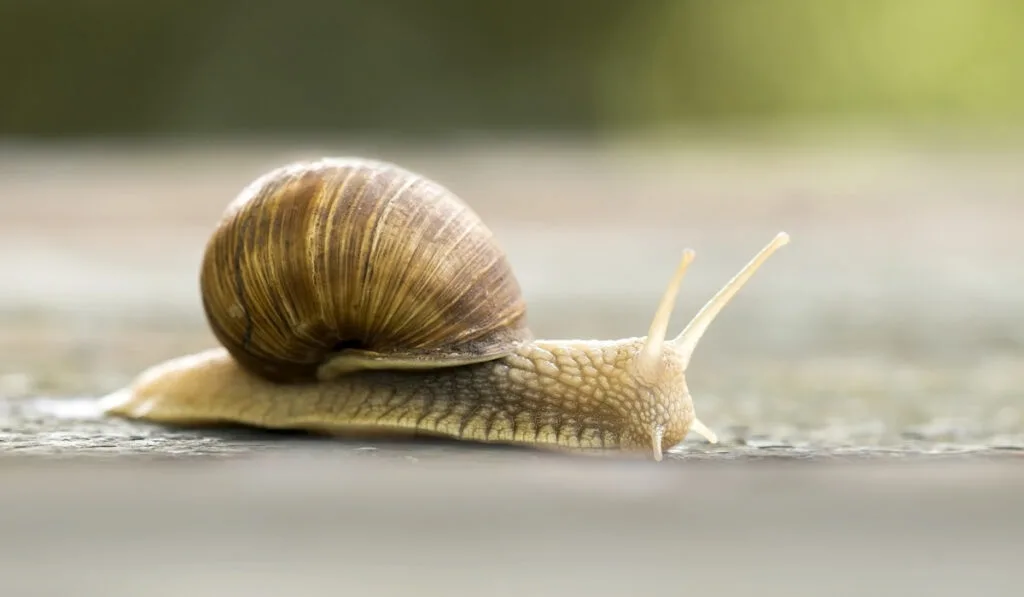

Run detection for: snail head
[[623, 232, 790, 460]]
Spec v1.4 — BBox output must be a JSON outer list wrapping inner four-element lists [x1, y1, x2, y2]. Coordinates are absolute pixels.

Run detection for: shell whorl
[[199, 157, 533, 383]]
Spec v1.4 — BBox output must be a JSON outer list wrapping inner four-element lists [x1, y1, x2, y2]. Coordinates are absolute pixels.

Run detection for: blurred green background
[[3, 0, 1022, 139]]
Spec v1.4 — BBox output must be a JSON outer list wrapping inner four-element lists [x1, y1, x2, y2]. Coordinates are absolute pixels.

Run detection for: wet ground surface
[[1, 139, 1021, 595]]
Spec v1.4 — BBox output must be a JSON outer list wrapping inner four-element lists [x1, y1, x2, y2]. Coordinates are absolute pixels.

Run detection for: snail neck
[[502, 336, 702, 460]]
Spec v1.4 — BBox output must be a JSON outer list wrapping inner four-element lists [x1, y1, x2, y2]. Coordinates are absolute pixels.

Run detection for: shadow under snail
[[100, 156, 790, 461]]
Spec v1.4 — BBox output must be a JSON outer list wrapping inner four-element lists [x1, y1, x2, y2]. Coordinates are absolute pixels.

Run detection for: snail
[[100, 156, 789, 461]]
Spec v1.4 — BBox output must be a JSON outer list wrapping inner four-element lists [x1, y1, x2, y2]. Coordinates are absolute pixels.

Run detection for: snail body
[[101, 157, 789, 460]]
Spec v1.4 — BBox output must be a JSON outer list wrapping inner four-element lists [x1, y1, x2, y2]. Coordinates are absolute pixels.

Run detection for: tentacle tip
[[650, 426, 666, 461]]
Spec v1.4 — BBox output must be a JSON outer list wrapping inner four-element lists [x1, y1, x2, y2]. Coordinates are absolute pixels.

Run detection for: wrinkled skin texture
[[101, 337, 699, 460]]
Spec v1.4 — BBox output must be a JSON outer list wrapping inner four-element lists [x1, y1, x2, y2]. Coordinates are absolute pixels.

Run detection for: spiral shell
[[199, 157, 532, 382]]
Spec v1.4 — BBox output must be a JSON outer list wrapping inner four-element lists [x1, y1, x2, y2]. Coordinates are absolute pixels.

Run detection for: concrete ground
[[1, 137, 1022, 595]]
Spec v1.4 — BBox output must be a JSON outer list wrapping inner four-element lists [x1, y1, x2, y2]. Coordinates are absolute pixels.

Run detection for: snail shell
[[199, 157, 532, 383]]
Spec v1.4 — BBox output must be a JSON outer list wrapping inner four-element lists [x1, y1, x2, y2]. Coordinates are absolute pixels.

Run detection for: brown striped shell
[[199, 157, 533, 383]]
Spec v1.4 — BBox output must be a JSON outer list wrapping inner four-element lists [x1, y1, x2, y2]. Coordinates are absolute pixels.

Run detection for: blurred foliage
[[2, 0, 1022, 138], [603, 0, 1024, 130]]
